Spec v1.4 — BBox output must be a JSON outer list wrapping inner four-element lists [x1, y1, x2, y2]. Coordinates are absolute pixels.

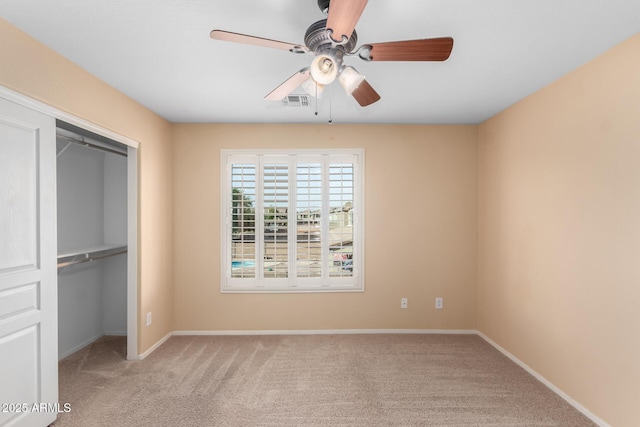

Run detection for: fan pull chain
[[328, 87, 333, 124], [314, 82, 319, 116]]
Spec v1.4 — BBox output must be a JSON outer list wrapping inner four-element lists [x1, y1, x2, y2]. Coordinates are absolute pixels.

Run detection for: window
[[221, 149, 364, 292]]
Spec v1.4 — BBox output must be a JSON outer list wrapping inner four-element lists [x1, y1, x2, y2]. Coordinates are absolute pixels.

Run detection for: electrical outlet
[[435, 298, 443, 310], [146, 312, 152, 326], [401, 298, 408, 309]]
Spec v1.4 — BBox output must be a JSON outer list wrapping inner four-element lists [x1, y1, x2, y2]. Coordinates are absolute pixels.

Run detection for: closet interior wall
[[56, 126, 128, 360]]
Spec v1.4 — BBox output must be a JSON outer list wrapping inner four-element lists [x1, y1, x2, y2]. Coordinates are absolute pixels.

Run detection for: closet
[[55, 121, 128, 360]]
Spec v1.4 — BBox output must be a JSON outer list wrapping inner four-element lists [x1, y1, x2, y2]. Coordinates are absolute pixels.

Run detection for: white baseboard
[[104, 330, 127, 336], [476, 331, 611, 427], [172, 328, 478, 336], [138, 332, 172, 360], [58, 332, 104, 361]]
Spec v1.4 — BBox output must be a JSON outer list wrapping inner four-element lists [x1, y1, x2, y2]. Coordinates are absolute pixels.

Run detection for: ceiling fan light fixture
[[338, 66, 365, 94], [301, 78, 325, 98], [310, 54, 338, 85], [211, 0, 454, 111]]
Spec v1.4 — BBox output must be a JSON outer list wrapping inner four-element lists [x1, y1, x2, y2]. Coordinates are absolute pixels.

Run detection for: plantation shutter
[[222, 150, 363, 292]]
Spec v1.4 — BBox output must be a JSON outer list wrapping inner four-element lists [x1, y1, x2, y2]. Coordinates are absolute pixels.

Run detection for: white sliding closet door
[[0, 98, 58, 426]]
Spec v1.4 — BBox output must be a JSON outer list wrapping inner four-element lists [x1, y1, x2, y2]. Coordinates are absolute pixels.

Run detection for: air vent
[[282, 95, 311, 107]]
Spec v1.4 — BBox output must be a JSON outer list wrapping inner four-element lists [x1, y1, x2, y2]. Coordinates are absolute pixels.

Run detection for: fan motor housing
[[317, 0, 330, 14], [304, 19, 358, 54]]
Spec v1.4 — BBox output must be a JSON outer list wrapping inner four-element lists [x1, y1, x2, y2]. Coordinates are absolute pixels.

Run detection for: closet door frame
[[0, 85, 140, 360]]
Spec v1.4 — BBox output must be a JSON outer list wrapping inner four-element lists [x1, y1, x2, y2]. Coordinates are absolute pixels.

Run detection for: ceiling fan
[[210, 0, 453, 107]]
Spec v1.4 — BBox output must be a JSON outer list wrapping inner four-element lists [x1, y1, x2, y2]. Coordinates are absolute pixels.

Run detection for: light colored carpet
[[53, 334, 595, 426]]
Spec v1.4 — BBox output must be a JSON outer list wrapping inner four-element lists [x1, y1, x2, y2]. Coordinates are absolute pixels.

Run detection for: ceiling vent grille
[[282, 95, 310, 107]]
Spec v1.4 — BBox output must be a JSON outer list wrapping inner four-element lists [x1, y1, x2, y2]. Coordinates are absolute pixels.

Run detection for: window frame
[[220, 148, 364, 293]]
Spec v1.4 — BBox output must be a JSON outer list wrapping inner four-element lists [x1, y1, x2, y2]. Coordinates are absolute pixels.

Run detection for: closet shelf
[[57, 244, 127, 269]]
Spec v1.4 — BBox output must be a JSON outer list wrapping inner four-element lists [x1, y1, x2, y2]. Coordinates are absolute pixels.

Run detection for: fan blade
[[366, 37, 454, 61], [210, 30, 307, 53], [351, 79, 380, 107], [326, 0, 368, 43], [265, 69, 311, 101]]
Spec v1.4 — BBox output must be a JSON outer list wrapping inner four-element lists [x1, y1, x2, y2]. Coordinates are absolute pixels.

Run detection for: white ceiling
[[1, 0, 639, 124]]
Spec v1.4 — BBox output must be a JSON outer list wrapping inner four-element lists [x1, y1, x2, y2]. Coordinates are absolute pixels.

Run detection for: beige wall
[[172, 124, 478, 331], [477, 33, 640, 427], [0, 18, 175, 354]]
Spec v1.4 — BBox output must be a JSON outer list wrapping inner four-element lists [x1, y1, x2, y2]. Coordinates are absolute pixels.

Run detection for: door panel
[[0, 325, 39, 413], [0, 121, 37, 272], [0, 98, 57, 427]]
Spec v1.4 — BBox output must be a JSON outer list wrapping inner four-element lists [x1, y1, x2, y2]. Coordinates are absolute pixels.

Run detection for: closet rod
[[57, 246, 128, 270], [57, 134, 127, 157]]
